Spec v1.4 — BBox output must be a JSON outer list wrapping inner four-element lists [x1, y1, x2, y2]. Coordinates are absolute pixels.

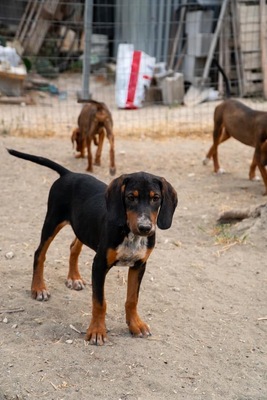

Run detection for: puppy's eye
[[152, 194, 160, 202], [127, 194, 135, 202]]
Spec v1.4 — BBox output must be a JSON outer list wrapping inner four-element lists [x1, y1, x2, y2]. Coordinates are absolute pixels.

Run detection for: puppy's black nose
[[138, 223, 152, 234]]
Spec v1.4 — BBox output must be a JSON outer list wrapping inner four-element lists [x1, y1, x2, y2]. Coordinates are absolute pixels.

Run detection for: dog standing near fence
[[203, 99, 267, 194], [72, 100, 116, 175]]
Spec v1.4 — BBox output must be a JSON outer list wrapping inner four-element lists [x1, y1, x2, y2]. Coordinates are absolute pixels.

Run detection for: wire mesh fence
[[0, 0, 267, 138]]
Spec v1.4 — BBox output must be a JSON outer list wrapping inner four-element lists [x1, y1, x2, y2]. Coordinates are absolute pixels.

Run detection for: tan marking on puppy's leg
[[66, 237, 86, 290]]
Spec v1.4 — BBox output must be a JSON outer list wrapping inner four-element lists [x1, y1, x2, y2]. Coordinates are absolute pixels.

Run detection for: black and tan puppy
[[72, 100, 116, 175], [7, 149, 177, 345], [203, 99, 267, 194]]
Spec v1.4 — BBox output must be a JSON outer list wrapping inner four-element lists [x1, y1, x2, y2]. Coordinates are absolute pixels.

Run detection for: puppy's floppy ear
[[106, 175, 128, 226], [157, 178, 178, 230]]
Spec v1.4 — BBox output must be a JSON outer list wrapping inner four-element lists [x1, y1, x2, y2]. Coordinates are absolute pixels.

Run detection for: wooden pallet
[[237, 1, 266, 96], [219, 0, 267, 97], [15, 0, 60, 55]]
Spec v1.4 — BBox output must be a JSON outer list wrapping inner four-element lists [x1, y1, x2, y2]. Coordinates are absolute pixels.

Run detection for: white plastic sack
[[0, 45, 21, 67], [115, 44, 156, 109]]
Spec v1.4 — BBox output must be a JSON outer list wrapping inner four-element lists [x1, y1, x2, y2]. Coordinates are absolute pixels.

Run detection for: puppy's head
[[106, 172, 178, 236], [71, 127, 83, 153]]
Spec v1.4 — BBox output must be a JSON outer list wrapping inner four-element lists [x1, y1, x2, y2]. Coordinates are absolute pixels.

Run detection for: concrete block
[[0, 70, 25, 96], [161, 73, 184, 105], [187, 34, 214, 57], [182, 55, 206, 82], [185, 10, 214, 35]]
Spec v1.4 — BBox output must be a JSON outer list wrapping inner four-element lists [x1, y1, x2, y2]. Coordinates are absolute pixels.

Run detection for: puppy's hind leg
[[204, 126, 230, 174], [203, 121, 222, 167], [32, 218, 68, 301], [66, 237, 86, 290], [94, 128, 105, 166], [250, 149, 267, 195]]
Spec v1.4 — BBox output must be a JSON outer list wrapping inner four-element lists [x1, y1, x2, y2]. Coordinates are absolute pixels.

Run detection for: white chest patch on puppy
[[115, 233, 148, 267]]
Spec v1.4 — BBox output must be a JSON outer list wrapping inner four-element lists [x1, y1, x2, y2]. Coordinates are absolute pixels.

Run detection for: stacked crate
[[237, 1, 265, 95], [182, 10, 214, 83]]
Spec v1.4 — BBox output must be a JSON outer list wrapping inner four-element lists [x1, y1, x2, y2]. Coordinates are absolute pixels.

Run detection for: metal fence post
[[80, 0, 93, 101]]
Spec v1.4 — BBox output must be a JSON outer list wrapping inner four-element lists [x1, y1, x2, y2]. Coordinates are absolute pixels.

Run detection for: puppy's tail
[[7, 149, 70, 176], [212, 58, 231, 98]]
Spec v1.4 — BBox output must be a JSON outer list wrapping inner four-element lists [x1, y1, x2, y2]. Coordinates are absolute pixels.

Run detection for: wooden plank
[[15, 0, 32, 40], [16, 0, 61, 55], [0, 71, 25, 81], [243, 71, 263, 81], [25, 19, 51, 54], [243, 81, 263, 94], [0, 96, 33, 105], [17, 0, 39, 44], [168, 0, 187, 70], [202, 0, 230, 82], [240, 31, 260, 52], [238, 4, 260, 24], [242, 52, 261, 69], [44, 0, 60, 15], [260, 0, 267, 99], [232, 0, 244, 96]]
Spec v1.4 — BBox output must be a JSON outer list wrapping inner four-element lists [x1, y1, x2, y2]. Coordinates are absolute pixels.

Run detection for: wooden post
[[202, 0, 229, 83], [80, 0, 93, 101], [260, 0, 267, 99], [231, 0, 244, 97]]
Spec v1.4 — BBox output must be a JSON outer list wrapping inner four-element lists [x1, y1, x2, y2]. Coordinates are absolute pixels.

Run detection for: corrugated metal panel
[[114, 0, 180, 62]]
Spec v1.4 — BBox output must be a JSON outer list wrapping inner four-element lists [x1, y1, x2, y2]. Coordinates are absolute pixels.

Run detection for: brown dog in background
[[71, 100, 116, 175], [203, 99, 267, 194]]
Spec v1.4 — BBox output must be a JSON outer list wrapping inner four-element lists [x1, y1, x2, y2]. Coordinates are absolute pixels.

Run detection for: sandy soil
[[0, 131, 267, 400]]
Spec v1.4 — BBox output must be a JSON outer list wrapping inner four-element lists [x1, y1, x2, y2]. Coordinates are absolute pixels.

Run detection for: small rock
[[3, 317, 8, 324], [65, 339, 73, 344], [5, 251, 14, 260]]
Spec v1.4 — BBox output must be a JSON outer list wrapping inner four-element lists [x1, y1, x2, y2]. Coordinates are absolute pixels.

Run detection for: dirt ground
[[1, 128, 267, 399]]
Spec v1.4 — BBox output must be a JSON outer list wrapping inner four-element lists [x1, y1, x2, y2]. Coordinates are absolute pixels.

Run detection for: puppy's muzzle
[[137, 221, 153, 235], [136, 214, 154, 236]]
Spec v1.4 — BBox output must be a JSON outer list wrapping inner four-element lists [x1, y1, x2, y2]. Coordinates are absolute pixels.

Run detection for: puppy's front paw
[[65, 278, 86, 291], [216, 168, 226, 174], [86, 323, 108, 346], [32, 288, 50, 301], [127, 316, 151, 338], [251, 176, 260, 182]]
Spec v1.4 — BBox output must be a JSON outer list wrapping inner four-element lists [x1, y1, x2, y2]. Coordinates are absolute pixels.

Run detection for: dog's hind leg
[[107, 133, 116, 176], [203, 121, 222, 166], [103, 118, 116, 175], [31, 219, 68, 301], [249, 150, 259, 181], [66, 237, 86, 290], [249, 150, 267, 194], [204, 126, 230, 174], [86, 137, 94, 172], [94, 128, 105, 166]]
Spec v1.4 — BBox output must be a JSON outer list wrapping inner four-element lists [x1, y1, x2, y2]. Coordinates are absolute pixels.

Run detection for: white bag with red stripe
[[115, 44, 156, 109]]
